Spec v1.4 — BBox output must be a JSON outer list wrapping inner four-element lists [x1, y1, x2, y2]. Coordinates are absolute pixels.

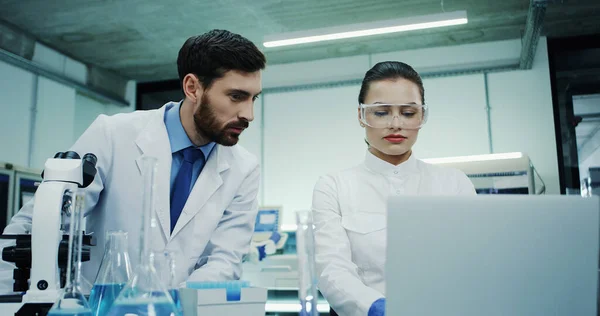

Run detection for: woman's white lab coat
[[311, 151, 476, 316]]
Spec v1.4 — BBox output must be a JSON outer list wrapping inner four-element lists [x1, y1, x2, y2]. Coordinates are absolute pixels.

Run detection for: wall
[[30, 77, 77, 169], [262, 85, 364, 223], [487, 37, 559, 195], [0, 61, 35, 166], [0, 45, 136, 170]]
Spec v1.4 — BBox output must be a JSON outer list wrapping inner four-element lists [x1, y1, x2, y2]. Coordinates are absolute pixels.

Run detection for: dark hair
[[358, 61, 425, 105], [177, 29, 266, 91]]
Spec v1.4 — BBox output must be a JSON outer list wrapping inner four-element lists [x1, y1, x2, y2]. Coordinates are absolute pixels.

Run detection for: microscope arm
[[25, 181, 77, 303]]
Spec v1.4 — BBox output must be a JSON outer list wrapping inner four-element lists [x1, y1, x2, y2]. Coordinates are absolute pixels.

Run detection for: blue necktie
[[170, 147, 203, 233]]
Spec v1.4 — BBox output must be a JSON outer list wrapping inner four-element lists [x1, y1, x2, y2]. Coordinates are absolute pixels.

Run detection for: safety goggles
[[359, 103, 428, 129]]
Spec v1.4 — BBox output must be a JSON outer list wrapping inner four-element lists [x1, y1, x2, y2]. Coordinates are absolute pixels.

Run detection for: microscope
[[0, 151, 97, 315]]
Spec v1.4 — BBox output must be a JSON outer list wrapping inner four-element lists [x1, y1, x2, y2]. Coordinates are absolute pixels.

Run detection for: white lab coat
[[2, 103, 260, 288], [311, 150, 475, 316]]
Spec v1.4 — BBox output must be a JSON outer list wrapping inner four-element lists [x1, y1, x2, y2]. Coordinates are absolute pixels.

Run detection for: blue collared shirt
[[164, 101, 216, 196]]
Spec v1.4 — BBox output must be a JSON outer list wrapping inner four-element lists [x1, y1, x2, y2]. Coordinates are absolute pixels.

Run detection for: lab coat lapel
[[170, 145, 229, 238], [134, 106, 172, 240]]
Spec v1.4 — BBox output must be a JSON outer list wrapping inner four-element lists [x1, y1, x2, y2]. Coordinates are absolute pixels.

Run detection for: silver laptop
[[386, 195, 599, 316]]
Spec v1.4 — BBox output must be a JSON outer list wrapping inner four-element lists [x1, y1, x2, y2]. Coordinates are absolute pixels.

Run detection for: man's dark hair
[[177, 29, 266, 91], [358, 61, 425, 105]]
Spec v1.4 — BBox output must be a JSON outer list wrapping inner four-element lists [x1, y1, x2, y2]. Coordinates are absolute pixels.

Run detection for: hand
[[368, 298, 385, 316]]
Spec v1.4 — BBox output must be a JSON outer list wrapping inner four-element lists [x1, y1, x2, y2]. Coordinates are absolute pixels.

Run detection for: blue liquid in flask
[[169, 289, 182, 315], [107, 158, 178, 316], [47, 308, 93, 316], [107, 297, 177, 316], [89, 283, 126, 315]]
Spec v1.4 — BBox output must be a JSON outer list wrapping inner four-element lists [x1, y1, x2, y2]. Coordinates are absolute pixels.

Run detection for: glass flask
[[48, 191, 93, 316], [89, 231, 133, 316], [581, 177, 593, 197], [151, 251, 182, 316], [296, 210, 319, 316], [106, 156, 178, 316]]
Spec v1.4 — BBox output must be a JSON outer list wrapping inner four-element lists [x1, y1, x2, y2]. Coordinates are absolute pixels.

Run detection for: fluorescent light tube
[[263, 11, 467, 48], [422, 152, 524, 164]]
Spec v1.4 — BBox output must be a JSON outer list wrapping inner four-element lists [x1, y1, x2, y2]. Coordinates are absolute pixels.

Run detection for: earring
[[360, 123, 366, 127]]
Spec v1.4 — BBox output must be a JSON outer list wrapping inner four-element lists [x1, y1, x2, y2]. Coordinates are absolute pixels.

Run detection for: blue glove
[[368, 298, 386, 316], [257, 245, 267, 261]]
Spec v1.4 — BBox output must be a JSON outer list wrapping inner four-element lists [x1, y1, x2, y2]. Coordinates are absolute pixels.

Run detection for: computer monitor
[[0, 168, 14, 230], [386, 195, 599, 316], [12, 170, 41, 217]]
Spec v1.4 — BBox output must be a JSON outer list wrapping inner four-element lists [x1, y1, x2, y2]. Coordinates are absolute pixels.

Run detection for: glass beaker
[[581, 177, 593, 197], [296, 210, 319, 316], [151, 251, 182, 316], [106, 156, 178, 316], [48, 190, 93, 316], [89, 231, 132, 316]]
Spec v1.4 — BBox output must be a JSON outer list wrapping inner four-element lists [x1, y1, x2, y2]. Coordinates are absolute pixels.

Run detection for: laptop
[[386, 195, 599, 316]]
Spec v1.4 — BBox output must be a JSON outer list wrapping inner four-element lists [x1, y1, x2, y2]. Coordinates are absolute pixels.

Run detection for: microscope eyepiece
[[64, 151, 81, 160], [83, 153, 98, 167], [81, 153, 98, 188]]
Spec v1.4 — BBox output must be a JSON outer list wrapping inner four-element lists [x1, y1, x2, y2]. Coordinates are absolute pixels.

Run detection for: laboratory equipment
[[47, 191, 92, 316], [423, 152, 543, 194], [241, 212, 330, 314], [150, 250, 181, 315], [180, 281, 268, 316], [88, 231, 132, 316], [0, 163, 14, 230], [0, 161, 42, 229], [13, 168, 42, 217], [386, 195, 599, 316], [581, 176, 593, 197], [246, 206, 289, 263], [295, 210, 318, 316], [106, 156, 178, 316], [242, 206, 289, 287], [580, 166, 600, 197], [0, 151, 97, 316]]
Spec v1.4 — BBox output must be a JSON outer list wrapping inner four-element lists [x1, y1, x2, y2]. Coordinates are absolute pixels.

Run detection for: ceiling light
[[263, 11, 467, 48]]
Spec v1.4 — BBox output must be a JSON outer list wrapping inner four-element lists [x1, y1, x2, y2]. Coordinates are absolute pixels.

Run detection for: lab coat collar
[[134, 105, 172, 239], [134, 103, 230, 240], [363, 149, 419, 177], [170, 144, 229, 238]]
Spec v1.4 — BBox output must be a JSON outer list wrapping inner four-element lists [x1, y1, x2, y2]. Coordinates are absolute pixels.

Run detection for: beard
[[193, 94, 249, 146]]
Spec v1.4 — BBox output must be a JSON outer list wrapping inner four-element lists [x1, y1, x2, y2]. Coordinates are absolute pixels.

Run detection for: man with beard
[[2, 29, 266, 287]]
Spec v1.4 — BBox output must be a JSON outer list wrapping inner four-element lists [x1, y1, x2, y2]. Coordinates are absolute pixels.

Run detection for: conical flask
[[89, 231, 132, 316], [296, 210, 319, 316], [106, 156, 178, 316], [48, 190, 93, 316], [151, 251, 182, 316]]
